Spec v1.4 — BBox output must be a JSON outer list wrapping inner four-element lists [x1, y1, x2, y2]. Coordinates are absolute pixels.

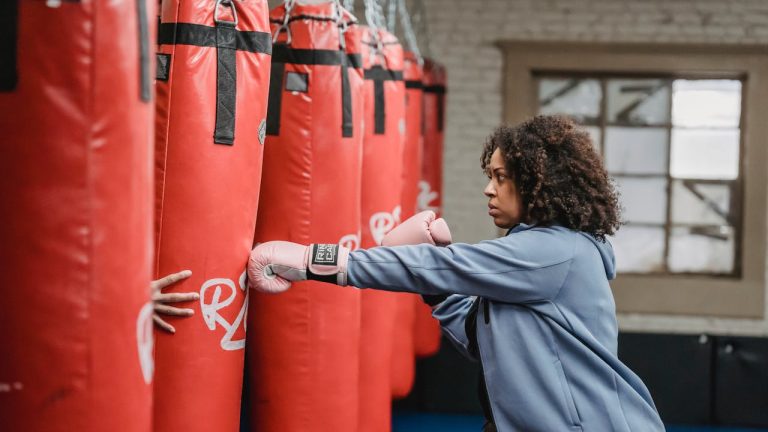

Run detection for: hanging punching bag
[[246, 2, 364, 431], [0, 2, 155, 431], [152, 1, 271, 432], [357, 26, 406, 432], [389, 50, 425, 399], [414, 58, 447, 358]]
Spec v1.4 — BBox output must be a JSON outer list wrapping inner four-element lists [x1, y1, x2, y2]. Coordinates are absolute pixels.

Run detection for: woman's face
[[484, 148, 523, 229]]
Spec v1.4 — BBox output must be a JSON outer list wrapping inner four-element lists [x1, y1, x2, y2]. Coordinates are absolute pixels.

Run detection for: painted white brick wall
[[418, 0, 768, 335]]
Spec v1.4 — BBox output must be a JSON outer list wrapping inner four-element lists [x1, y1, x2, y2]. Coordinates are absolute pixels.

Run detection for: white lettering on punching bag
[[370, 205, 402, 245], [136, 302, 155, 384], [199, 271, 248, 351], [417, 181, 439, 213], [339, 233, 360, 250]]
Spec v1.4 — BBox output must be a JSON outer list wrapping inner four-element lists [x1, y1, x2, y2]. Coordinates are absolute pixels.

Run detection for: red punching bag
[[152, 1, 271, 431], [414, 58, 447, 358], [247, 3, 364, 431], [357, 26, 405, 431], [389, 50, 425, 399], [0, 2, 155, 431]]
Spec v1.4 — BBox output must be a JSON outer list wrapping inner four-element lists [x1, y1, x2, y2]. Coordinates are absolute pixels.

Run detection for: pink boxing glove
[[247, 242, 351, 294], [381, 210, 453, 247]]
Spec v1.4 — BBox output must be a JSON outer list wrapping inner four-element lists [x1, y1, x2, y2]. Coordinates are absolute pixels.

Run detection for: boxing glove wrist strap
[[305, 243, 349, 286]]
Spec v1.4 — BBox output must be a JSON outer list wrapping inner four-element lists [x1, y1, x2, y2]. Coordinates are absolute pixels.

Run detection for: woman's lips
[[488, 205, 501, 217]]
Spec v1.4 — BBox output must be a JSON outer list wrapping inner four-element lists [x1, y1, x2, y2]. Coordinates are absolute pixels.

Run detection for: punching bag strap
[[265, 55, 285, 136], [405, 80, 423, 90], [136, 0, 151, 102], [265, 45, 363, 137], [0, 0, 19, 92], [424, 84, 446, 132], [157, 3, 272, 145], [340, 51, 354, 137], [213, 0, 238, 145], [363, 66, 403, 134]]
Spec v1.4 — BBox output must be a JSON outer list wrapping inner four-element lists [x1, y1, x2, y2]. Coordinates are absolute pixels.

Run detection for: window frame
[[534, 73, 744, 278], [497, 41, 768, 318]]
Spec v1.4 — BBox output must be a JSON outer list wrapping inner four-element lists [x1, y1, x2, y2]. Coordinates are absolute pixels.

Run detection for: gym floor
[[392, 413, 768, 432]]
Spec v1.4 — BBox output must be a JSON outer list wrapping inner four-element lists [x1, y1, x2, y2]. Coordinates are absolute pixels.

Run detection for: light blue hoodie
[[347, 224, 665, 432]]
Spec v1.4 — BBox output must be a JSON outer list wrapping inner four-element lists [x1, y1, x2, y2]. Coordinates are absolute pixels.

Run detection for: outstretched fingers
[[153, 314, 176, 334], [151, 269, 193, 292]]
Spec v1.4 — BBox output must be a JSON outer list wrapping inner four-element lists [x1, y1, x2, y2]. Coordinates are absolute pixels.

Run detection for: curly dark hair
[[481, 115, 621, 241]]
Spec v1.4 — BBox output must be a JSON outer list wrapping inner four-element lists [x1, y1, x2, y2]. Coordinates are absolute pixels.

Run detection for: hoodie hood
[[580, 232, 616, 280], [507, 224, 617, 280]]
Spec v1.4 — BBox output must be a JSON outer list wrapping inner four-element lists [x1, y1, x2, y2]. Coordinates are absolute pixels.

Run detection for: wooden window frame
[[497, 41, 768, 318]]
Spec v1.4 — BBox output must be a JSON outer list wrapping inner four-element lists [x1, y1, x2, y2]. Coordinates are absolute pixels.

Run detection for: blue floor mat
[[392, 413, 768, 432]]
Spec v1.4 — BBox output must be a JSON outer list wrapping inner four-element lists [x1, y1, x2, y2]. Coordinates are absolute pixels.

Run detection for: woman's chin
[[491, 217, 513, 230]]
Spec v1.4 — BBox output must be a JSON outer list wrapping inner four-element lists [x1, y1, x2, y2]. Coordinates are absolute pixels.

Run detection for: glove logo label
[[200, 271, 248, 351], [312, 244, 338, 266]]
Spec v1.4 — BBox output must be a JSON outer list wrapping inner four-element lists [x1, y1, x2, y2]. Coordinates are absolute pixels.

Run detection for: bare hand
[[151, 270, 197, 334]]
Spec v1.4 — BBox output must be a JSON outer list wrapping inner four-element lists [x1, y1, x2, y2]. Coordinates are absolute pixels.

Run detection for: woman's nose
[[483, 180, 495, 197]]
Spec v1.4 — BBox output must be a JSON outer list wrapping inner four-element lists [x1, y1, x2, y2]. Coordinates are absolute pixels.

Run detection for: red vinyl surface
[[0, 2, 155, 430], [153, 1, 271, 431]]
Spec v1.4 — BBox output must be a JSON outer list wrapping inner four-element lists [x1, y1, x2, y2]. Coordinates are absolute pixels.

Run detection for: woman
[[251, 115, 664, 431]]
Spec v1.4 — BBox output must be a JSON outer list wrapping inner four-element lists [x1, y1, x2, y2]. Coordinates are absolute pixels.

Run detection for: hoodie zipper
[[476, 299, 499, 429]]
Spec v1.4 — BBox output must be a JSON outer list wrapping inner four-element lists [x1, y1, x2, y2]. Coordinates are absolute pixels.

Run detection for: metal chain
[[398, 0, 422, 61], [333, 0, 348, 50], [364, 0, 386, 61], [272, 0, 296, 43], [387, 0, 397, 33], [411, 0, 431, 58]]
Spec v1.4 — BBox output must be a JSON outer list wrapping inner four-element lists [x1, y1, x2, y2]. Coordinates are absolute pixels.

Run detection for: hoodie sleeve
[[429, 295, 477, 360], [347, 228, 574, 304]]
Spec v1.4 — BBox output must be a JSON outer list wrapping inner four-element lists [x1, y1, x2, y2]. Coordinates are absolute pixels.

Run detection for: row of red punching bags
[[0, 1, 446, 431]]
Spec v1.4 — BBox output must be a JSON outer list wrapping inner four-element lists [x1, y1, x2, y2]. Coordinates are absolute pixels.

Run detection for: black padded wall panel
[[714, 336, 768, 427], [618, 332, 714, 425]]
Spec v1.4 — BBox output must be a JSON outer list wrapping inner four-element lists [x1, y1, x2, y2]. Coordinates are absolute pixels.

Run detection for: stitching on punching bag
[[0, 0, 19, 92]]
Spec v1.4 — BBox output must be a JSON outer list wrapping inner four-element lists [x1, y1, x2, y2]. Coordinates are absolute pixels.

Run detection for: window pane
[[615, 176, 668, 224], [605, 127, 667, 175], [538, 79, 601, 124], [670, 129, 740, 179], [669, 226, 735, 273], [672, 80, 742, 128], [583, 126, 602, 154], [607, 79, 670, 126], [611, 226, 665, 273], [671, 180, 732, 225]]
